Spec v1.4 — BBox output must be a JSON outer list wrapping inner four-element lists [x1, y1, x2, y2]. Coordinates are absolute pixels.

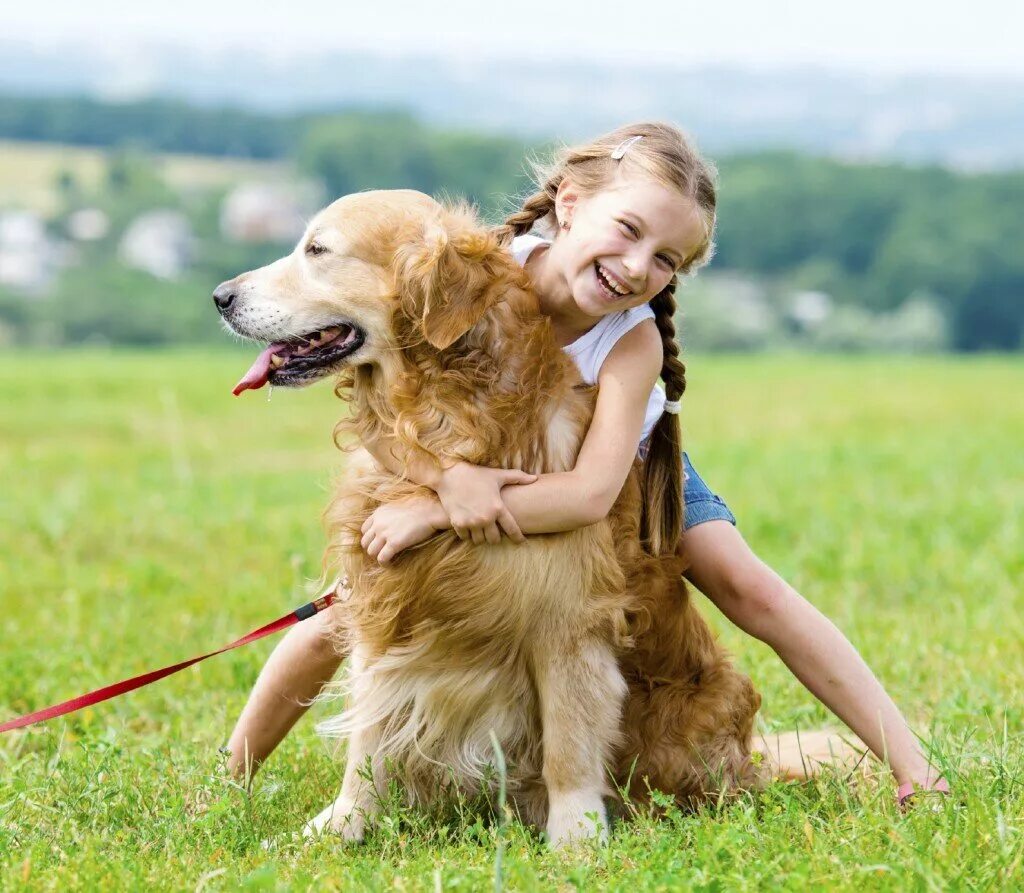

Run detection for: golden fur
[[219, 190, 768, 846]]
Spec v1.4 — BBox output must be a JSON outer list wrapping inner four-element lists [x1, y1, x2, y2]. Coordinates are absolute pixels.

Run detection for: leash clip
[[314, 592, 336, 612]]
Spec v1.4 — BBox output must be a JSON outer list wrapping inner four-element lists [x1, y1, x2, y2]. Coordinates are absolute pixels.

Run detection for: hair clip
[[611, 135, 644, 160], [663, 399, 681, 415]]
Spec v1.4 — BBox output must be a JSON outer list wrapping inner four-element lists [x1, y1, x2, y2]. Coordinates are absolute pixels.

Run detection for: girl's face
[[553, 171, 707, 319]]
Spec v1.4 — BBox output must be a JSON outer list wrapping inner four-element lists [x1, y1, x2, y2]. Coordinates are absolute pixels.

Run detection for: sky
[[4, 0, 1024, 78]]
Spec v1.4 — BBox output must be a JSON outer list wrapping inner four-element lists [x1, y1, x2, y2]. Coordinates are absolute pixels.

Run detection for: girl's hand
[[434, 462, 537, 545], [360, 497, 450, 565]]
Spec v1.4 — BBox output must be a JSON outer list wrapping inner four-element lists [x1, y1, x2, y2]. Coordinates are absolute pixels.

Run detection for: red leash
[[0, 592, 337, 734]]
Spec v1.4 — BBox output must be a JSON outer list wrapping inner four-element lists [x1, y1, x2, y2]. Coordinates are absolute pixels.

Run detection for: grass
[[1, 350, 1022, 890]]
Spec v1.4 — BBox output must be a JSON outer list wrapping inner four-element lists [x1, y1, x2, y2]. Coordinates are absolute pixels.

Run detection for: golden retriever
[[215, 190, 835, 847]]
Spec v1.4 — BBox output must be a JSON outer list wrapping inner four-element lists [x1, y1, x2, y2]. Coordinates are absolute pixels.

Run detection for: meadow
[[0, 139, 283, 213], [1, 350, 1022, 890]]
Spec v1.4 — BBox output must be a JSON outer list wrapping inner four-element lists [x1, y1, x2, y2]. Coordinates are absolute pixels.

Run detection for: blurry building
[[0, 210, 68, 294], [67, 208, 111, 242], [787, 290, 833, 331], [119, 210, 194, 279], [219, 183, 310, 244]]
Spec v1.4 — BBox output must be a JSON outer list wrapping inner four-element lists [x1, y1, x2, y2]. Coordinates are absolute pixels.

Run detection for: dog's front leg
[[304, 721, 384, 843], [533, 635, 627, 848]]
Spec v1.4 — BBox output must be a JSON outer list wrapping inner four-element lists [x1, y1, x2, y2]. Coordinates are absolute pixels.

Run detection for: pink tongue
[[232, 342, 288, 396]]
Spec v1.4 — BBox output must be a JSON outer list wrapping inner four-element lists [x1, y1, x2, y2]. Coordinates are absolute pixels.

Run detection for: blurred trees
[[0, 96, 1021, 350], [0, 95, 297, 158], [297, 111, 533, 218], [715, 154, 1024, 350]]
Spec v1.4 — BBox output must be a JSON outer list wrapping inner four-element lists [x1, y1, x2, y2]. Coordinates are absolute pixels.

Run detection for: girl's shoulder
[[572, 304, 655, 352], [620, 303, 656, 325], [564, 305, 657, 384], [510, 233, 550, 268]]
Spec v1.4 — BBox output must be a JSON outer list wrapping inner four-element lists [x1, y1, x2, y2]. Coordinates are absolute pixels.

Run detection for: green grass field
[[1, 351, 1022, 890]]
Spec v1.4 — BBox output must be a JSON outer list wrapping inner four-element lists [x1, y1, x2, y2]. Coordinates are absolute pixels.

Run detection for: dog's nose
[[213, 282, 237, 312]]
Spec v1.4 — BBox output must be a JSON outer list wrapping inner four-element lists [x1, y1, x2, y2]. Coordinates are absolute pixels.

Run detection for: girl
[[225, 122, 947, 807]]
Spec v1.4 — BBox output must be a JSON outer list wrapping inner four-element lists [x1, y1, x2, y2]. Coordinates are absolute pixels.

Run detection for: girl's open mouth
[[594, 262, 632, 300]]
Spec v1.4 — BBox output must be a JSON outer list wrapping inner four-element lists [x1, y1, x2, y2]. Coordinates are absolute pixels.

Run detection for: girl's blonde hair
[[494, 121, 718, 556]]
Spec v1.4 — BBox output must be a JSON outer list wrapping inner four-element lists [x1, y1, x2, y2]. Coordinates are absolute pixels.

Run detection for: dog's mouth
[[232, 323, 366, 396]]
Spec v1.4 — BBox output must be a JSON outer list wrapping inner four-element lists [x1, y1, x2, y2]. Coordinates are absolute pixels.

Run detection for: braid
[[493, 175, 561, 247], [652, 276, 687, 403], [641, 277, 686, 556], [492, 121, 716, 556]]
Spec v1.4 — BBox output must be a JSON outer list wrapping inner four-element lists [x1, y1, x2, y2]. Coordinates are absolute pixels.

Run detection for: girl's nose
[[622, 256, 646, 289]]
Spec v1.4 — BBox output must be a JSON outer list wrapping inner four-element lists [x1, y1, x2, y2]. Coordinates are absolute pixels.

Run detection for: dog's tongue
[[233, 342, 288, 396]]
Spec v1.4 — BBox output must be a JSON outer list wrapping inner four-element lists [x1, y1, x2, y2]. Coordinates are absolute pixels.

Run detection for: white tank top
[[511, 234, 667, 443]]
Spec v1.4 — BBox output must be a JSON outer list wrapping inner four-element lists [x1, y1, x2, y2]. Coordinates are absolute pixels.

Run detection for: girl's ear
[[555, 178, 579, 229], [404, 210, 501, 351]]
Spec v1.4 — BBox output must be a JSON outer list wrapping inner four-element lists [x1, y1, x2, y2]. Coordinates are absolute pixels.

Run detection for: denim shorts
[[637, 443, 737, 530], [681, 452, 737, 530]]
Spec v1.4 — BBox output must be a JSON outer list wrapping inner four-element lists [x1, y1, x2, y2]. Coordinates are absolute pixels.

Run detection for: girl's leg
[[680, 519, 941, 790], [224, 607, 345, 781]]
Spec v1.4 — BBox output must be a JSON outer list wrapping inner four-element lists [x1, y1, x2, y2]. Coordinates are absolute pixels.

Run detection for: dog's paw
[[545, 791, 608, 849], [330, 813, 366, 843], [303, 800, 367, 844]]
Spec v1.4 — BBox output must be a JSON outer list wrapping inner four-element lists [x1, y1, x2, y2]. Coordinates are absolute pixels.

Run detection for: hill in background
[[2, 39, 1023, 170]]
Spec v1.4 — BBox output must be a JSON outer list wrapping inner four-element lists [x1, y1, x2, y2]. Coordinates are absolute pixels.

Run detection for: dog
[[215, 190, 848, 846]]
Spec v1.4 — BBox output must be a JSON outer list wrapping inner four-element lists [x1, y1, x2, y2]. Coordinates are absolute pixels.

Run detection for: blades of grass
[[488, 729, 507, 893]]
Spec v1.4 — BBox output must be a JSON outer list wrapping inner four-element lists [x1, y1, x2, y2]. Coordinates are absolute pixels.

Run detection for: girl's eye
[[305, 242, 328, 257], [618, 219, 675, 267]]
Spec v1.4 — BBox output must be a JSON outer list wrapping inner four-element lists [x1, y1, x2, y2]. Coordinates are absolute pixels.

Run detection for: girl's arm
[[363, 318, 661, 546], [497, 319, 663, 532], [683, 521, 945, 794], [362, 433, 535, 543]]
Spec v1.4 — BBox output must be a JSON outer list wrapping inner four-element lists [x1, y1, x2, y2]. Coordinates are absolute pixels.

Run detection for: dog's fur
[[219, 190, 775, 845]]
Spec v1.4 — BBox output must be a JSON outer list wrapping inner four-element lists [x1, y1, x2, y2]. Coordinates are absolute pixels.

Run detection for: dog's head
[[214, 189, 507, 395]]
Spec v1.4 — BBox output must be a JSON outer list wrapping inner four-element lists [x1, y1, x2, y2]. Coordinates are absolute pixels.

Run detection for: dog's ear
[[402, 210, 501, 350]]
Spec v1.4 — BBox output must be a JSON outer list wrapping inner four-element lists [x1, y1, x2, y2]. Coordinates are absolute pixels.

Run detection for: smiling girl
[[225, 122, 947, 807]]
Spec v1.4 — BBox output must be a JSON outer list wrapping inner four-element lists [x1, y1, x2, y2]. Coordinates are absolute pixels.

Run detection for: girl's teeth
[[598, 264, 629, 296]]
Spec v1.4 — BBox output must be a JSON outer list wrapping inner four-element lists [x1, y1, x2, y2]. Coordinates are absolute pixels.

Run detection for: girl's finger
[[500, 469, 538, 486], [484, 523, 501, 545], [453, 525, 468, 541], [470, 527, 485, 546], [366, 535, 384, 558], [360, 529, 375, 550], [361, 517, 372, 533], [497, 508, 525, 543]]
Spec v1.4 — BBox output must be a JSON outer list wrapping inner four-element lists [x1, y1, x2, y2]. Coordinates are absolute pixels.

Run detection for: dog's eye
[[305, 242, 328, 257]]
